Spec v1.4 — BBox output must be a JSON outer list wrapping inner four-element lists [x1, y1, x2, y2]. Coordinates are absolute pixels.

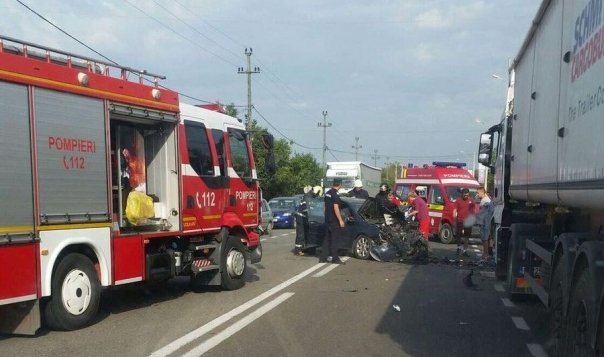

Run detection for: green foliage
[[249, 122, 322, 200], [380, 163, 399, 188], [225, 103, 238, 118]]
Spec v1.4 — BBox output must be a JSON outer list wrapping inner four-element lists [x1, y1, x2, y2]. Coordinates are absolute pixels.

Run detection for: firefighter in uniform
[[320, 178, 345, 264]]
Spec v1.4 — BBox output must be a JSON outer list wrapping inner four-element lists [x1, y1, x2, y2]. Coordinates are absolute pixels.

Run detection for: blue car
[[268, 197, 301, 229]]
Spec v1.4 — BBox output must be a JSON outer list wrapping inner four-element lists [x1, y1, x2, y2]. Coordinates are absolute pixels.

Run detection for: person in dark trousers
[[454, 188, 476, 257], [320, 178, 346, 264], [294, 186, 318, 256], [349, 179, 369, 199]]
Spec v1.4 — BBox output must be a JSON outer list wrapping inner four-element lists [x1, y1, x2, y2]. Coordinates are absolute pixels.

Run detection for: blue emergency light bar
[[432, 161, 466, 168]]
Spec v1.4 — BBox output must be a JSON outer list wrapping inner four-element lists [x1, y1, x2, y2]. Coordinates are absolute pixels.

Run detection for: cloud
[[414, 43, 437, 62], [415, 1, 488, 29]]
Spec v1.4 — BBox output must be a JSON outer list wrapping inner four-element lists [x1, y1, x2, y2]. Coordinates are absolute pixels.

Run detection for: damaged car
[[303, 197, 380, 260]]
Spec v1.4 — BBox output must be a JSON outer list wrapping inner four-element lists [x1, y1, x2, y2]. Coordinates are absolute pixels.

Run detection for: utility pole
[[371, 149, 379, 167], [237, 48, 260, 131], [352, 137, 362, 161], [317, 110, 331, 170]]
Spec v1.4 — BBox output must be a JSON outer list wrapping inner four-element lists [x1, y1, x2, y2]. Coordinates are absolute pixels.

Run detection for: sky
[[1, 0, 542, 168]]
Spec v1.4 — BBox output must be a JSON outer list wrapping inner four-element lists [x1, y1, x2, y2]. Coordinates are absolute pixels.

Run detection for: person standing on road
[[294, 185, 313, 256], [476, 187, 494, 261], [320, 178, 346, 264], [454, 188, 476, 257], [407, 190, 430, 240], [349, 179, 369, 199]]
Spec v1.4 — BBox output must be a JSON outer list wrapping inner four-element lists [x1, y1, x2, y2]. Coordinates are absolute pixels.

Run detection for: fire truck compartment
[[109, 104, 179, 232], [0, 82, 33, 239]]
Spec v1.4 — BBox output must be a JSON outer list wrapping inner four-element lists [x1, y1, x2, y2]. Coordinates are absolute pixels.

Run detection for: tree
[[225, 103, 238, 118], [248, 121, 322, 199], [380, 162, 398, 188]]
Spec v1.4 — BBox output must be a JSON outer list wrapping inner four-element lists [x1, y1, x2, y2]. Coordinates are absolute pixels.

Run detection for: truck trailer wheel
[[44, 253, 101, 330], [550, 261, 569, 356], [221, 237, 247, 291], [438, 223, 454, 244], [566, 268, 597, 356]]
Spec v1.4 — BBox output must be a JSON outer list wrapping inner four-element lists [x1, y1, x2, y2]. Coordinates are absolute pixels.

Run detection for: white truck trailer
[[478, 0, 604, 354], [324, 161, 382, 196]]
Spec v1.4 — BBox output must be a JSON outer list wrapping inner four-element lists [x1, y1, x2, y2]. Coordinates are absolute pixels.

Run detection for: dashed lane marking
[[149, 264, 325, 357], [501, 297, 515, 308], [494, 283, 505, 292], [312, 257, 351, 277], [527, 343, 548, 357], [511, 316, 530, 330], [182, 293, 295, 357]]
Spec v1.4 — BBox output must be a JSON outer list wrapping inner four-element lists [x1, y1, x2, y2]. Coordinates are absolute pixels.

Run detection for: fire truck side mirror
[[261, 133, 277, 177], [260, 133, 274, 150]]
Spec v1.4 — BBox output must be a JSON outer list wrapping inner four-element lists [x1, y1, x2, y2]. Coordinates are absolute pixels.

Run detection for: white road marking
[[501, 298, 515, 308], [494, 283, 505, 292], [260, 238, 267, 242], [527, 343, 548, 357], [511, 316, 530, 330], [182, 293, 295, 356], [471, 248, 481, 253], [312, 257, 350, 277], [149, 264, 325, 357]]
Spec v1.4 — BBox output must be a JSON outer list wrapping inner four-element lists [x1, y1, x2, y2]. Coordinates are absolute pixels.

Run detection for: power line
[[170, 0, 314, 120], [15, 0, 118, 65], [124, 1, 315, 115], [252, 107, 321, 150], [174, 0, 247, 49], [151, 0, 242, 62], [124, 0, 239, 67]]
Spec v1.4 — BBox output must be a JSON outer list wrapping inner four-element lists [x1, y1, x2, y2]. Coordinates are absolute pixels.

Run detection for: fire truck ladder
[[0, 35, 166, 86]]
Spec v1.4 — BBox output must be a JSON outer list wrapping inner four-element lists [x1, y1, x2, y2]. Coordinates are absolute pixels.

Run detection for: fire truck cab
[[0, 36, 271, 335], [393, 162, 480, 244]]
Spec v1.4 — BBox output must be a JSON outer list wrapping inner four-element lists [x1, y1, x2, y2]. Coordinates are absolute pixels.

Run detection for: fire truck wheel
[[438, 223, 454, 244], [44, 253, 100, 330], [566, 268, 596, 356], [352, 235, 373, 260], [221, 237, 247, 290]]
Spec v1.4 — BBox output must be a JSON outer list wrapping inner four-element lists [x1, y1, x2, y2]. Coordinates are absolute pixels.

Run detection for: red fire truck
[[0, 36, 273, 334], [393, 162, 480, 244]]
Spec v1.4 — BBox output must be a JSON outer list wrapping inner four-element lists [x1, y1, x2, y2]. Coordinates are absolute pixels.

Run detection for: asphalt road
[[0, 230, 550, 357]]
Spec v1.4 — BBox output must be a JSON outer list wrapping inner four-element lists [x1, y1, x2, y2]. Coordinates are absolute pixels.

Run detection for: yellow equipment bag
[[125, 191, 155, 225]]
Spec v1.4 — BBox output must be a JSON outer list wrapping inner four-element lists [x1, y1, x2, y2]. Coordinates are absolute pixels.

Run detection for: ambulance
[[393, 162, 480, 244]]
